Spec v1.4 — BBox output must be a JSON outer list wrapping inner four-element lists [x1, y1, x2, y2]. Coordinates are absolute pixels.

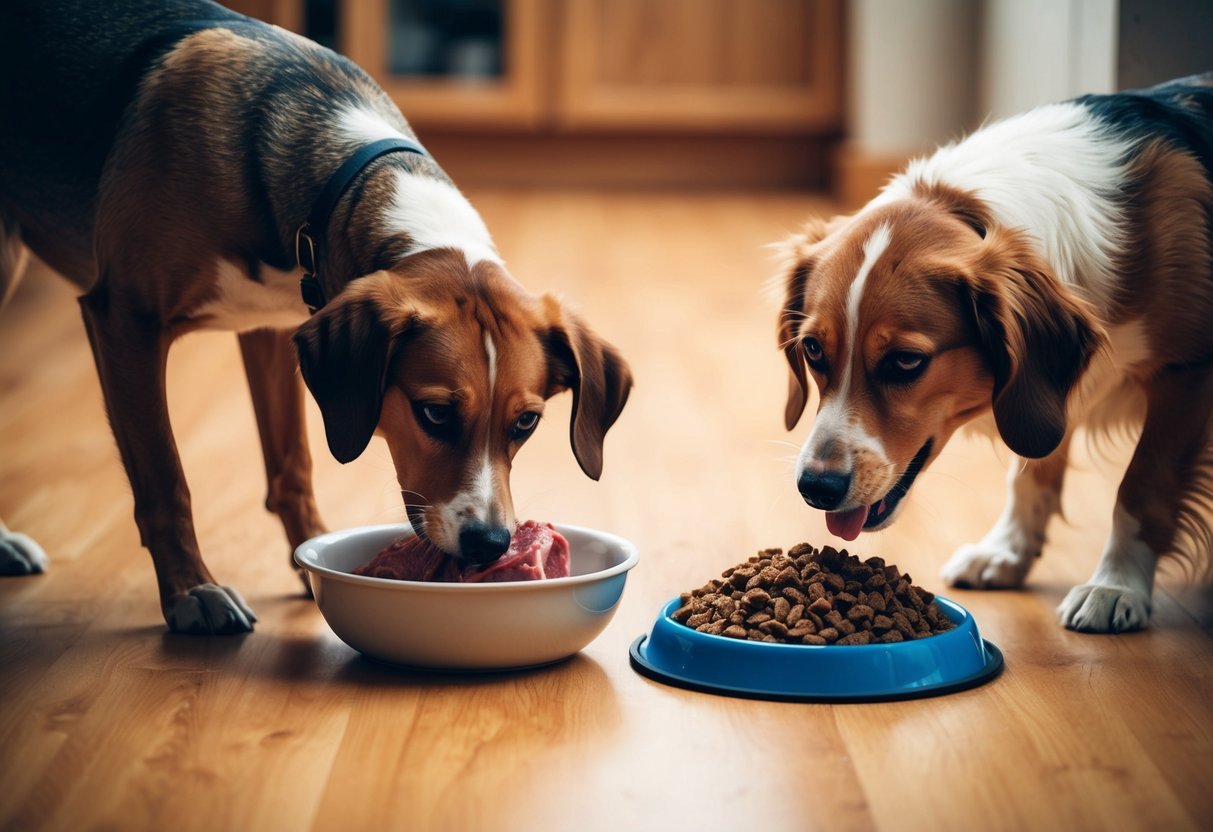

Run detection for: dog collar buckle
[[295, 222, 325, 314], [294, 136, 429, 316]]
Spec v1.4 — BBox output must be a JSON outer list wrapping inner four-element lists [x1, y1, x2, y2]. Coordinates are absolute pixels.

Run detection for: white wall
[[982, 0, 1118, 120], [847, 0, 1119, 157], [848, 0, 980, 155]]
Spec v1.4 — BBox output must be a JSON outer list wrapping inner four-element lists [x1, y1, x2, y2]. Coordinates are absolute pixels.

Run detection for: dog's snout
[[798, 469, 851, 511], [458, 522, 512, 564]]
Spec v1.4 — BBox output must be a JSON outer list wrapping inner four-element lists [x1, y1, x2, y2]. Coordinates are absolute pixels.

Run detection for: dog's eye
[[421, 404, 453, 426], [802, 337, 826, 368], [879, 351, 930, 384], [411, 401, 460, 443], [511, 411, 541, 440]]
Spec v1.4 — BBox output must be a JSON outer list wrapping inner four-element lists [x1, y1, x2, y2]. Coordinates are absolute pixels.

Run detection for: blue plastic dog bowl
[[630, 595, 1002, 702]]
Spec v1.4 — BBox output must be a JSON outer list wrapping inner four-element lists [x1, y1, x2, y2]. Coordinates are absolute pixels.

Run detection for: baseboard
[[831, 144, 915, 211], [415, 132, 838, 190]]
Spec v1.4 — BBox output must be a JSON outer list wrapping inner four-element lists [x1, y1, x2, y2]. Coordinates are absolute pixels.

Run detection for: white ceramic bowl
[[294, 523, 639, 670]]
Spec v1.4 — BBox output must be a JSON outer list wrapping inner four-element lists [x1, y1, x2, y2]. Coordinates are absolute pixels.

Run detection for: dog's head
[[294, 249, 632, 563], [777, 191, 1103, 540]]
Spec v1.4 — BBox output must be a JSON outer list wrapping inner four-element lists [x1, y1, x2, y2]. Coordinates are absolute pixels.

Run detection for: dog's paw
[[1058, 583, 1151, 633], [941, 542, 1032, 589], [166, 583, 257, 635], [0, 527, 49, 576]]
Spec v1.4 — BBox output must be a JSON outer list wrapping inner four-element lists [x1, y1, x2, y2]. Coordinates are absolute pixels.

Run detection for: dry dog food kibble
[[672, 543, 954, 644]]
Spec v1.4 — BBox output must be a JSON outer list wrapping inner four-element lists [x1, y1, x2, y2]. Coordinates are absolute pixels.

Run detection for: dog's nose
[[458, 522, 512, 564], [798, 469, 851, 511]]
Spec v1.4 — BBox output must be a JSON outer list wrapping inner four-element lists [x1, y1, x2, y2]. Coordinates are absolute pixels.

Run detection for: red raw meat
[[352, 520, 571, 583], [352, 534, 458, 581]]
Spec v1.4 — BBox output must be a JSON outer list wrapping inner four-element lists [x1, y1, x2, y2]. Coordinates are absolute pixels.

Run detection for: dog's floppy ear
[[776, 216, 835, 430], [541, 296, 634, 480], [961, 230, 1105, 458], [293, 279, 416, 463]]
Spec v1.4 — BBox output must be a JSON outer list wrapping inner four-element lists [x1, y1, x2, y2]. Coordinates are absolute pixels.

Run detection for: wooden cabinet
[[231, 0, 844, 187], [260, 0, 842, 135], [341, 0, 547, 130], [556, 0, 841, 134]]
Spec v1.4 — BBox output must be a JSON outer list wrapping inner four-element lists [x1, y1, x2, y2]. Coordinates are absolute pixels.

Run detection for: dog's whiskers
[[765, 439, 802, 451]]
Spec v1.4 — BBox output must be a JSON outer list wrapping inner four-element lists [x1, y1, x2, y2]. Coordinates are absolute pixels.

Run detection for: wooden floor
[[1, 190, 1211, 831]]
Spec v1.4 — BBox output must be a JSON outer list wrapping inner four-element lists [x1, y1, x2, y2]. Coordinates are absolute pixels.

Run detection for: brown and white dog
[[0, 0, 632, 633], [777, 74, 1213, 633]]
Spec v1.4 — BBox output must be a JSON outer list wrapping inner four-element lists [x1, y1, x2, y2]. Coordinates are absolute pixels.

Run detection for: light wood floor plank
[[1, 190, 1210, 831]]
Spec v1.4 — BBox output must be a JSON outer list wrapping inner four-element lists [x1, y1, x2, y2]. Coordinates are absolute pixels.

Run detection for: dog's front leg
[[1060, 368, 1212, 633], [0, 217, 47, 576], [79, 291, 255, 634], [238, 328, 327, 589], [942, 435, 1071, 589]]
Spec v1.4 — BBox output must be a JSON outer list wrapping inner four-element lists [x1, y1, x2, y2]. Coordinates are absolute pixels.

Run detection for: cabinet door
[[557, 0, 842, 134], [341, 0, 545, 130]]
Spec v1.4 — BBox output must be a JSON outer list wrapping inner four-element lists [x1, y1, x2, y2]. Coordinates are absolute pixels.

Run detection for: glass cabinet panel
[[387, 0, 505, 81]]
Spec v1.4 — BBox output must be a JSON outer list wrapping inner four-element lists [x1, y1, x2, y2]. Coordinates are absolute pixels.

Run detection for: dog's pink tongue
[[826, 506, 867, 541]]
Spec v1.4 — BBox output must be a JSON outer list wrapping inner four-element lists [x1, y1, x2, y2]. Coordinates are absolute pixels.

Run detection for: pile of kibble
[[671, 543, 955, 645]]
